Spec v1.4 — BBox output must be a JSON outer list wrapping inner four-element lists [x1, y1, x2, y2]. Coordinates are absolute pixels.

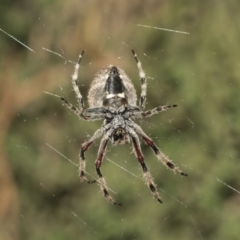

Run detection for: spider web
[[2, 1, 240, 240]]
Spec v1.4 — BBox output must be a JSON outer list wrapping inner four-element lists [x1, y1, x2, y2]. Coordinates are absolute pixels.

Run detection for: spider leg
[[60, 97, 106, 121], [141, 104, 177, 118], [72, 51, 85, 111], [79, 129, 103, 183], [129, 129, 162, 203], [130, 104, 177, 118], [131, 50, 147, 109], [60, 97, 89, 120], [133, 123, 188, 176], [95, 132, 121, 206]]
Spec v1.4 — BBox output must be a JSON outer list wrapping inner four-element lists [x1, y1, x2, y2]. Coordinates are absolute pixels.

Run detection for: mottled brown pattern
[[88, 65, 137, 107]]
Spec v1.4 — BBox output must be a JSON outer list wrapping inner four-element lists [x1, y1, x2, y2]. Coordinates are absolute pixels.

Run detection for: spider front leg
[[133, 123, 188, 176], [79, 129, 103, 183], [129, 129, 162, 203], [60, 51, 95, 120], [95, 132, 121, 206]]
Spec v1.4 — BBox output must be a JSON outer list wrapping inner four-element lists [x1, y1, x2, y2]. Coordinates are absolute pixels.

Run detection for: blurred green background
[[1, 0, 240, 239]]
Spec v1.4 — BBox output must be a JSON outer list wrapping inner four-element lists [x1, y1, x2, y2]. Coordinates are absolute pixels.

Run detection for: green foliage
[[3, 0, 240, 239]]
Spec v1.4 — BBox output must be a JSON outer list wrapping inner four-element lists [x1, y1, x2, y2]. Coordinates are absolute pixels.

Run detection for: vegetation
[[1, 1, 240, 239]]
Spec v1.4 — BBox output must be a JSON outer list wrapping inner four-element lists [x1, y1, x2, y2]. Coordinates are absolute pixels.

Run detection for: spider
[[60, 50, 187, 206]]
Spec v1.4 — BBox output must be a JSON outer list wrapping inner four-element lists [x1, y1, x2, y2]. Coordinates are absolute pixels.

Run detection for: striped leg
[[130, 104, 177, 119], [141, 104, 177, 118], [133, 123, 188, 177], [132, 50, 147, 109], [95, 133, 121, 206], [130, 130, 162, 203], [80, 129, 103, 183], [72, 51, 85, 110]]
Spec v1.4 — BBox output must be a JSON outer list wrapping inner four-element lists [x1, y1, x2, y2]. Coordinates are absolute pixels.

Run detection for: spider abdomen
[[87, 65, 137, 108]]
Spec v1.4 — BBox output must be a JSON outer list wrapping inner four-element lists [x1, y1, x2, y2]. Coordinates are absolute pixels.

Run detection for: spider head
[[112, 128, 130, 145]]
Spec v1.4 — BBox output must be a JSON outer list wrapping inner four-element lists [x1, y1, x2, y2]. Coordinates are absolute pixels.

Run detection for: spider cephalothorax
[[60, 50, 187, 205]]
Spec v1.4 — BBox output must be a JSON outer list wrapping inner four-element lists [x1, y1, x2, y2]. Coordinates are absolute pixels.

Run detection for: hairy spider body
[[88, 65, 137, 108], [112, 127, 130, 145], [60, 50, 187, 206]]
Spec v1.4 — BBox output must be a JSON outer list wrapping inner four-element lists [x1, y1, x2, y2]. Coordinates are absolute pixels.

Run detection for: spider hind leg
[[131, 50, 147, 109], [143, 171, 163, 204], [97, 172, 121, 206], [72, 51, 85, 111]]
